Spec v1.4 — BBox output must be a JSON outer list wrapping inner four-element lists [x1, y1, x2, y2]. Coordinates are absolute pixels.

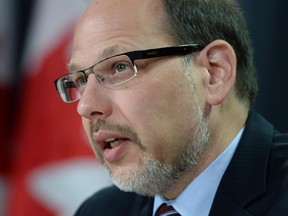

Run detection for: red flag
[[8, 1, 111, 216]]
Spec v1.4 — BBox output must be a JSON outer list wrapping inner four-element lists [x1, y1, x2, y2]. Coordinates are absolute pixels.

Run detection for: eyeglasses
[[54, 44, 204, 103]]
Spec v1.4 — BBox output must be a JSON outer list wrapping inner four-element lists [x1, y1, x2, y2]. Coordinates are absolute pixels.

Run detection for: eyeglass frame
[[54, 44, 205, 103]]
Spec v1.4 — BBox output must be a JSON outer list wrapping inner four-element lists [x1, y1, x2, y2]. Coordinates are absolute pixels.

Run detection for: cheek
[[115, 74, 194, 161]]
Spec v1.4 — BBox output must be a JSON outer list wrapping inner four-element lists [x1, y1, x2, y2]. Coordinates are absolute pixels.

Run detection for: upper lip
[[93, 130, 130, 150]]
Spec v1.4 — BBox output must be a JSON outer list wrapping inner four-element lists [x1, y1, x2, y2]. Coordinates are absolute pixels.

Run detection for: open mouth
[[104, 137, 128, 149]]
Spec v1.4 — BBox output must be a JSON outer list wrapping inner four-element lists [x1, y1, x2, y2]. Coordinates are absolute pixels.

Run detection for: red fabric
[[0, 0, 14, 176], [7, 26, 94, 216], [0, 86, 10, 173]]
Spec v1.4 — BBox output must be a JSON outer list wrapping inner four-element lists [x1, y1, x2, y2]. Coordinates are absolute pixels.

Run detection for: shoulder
[[272, 132, 288, 151], [268, 128, 288, 174], [252, 115, 288, 213], [255, 131, 288, 214], [74, 185, 153, 216], [211, 112, 288, 214], [268, 131, 288, 176], [245, 111, 288, 181]]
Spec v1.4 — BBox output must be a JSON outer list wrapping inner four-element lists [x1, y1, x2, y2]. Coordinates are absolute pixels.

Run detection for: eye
[[114, 62, 132, 73], [75, 76, 86, 87], [94, 55, 136, 86], [67, 72, 87, 88], [63, 80, 76, 89]]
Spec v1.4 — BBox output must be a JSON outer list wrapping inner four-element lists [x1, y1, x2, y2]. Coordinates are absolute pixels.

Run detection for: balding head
[[71, 0, 173, 70]]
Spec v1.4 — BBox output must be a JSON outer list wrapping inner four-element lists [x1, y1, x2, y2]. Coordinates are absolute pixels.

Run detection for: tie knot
[[156, 203, 181, 216]]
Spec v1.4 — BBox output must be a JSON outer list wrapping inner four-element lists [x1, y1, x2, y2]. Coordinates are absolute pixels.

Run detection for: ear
[[198, 40, 237, 106]]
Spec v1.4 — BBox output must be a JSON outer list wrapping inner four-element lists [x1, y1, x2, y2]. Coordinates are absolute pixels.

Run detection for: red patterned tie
[[156, 203, 181, 216]]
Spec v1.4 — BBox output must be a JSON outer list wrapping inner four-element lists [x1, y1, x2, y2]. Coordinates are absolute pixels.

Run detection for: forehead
[[70, 0, 172, 70], [80, 0, 164, 28], [75, 0, 167, 42]]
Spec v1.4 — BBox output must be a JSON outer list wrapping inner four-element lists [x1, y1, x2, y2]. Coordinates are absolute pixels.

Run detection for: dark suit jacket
[[74, 112, 288, 216]]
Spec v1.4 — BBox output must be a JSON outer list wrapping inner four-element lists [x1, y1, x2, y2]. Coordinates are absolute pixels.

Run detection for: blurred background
[[0, 0, 287, 216]]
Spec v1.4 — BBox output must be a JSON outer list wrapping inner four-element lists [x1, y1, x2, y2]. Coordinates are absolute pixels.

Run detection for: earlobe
[[199, 40, 237, 106]]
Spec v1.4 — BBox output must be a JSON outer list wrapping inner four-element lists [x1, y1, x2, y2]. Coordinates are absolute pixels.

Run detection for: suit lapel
[[209, 112, 274, 215]]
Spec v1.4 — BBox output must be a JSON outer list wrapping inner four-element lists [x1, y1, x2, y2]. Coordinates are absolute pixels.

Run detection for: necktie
[[156, 203, 181, 216]]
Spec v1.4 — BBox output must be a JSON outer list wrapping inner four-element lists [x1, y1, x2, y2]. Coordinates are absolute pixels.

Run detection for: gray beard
[[104, 107, 210, 196]]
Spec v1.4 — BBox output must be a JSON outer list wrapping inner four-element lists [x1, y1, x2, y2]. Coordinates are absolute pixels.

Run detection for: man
[[54, 0, 288, 215]]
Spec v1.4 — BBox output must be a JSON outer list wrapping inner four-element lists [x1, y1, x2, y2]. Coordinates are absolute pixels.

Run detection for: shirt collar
[[153, 127, 244, 216]]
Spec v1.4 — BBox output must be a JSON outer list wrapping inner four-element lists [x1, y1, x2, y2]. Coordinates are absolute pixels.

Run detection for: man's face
[[72, 0, 209, 196]]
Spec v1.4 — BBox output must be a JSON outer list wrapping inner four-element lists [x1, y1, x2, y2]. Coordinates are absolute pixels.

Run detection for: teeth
[[104, 137, 121, 149], [110, 140, 120, 148], [105, 137, 116, 143]]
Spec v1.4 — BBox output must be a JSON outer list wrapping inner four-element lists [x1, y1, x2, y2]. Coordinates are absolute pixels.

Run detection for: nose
[[77, 74, 112, 120]]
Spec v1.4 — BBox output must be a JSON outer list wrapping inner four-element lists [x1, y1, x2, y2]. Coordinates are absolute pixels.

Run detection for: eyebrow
[[67, 44, 122, 73]]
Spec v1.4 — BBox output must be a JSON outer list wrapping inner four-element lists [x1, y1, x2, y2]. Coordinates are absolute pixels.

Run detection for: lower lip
[[103, 141, 129, 163]]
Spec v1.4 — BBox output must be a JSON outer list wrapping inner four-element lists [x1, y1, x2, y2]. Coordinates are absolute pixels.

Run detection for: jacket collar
[[209, 111, 274, 215]]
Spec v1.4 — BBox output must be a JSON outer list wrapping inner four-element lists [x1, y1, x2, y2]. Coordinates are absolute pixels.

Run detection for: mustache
[[90, 119, 144, 149]]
